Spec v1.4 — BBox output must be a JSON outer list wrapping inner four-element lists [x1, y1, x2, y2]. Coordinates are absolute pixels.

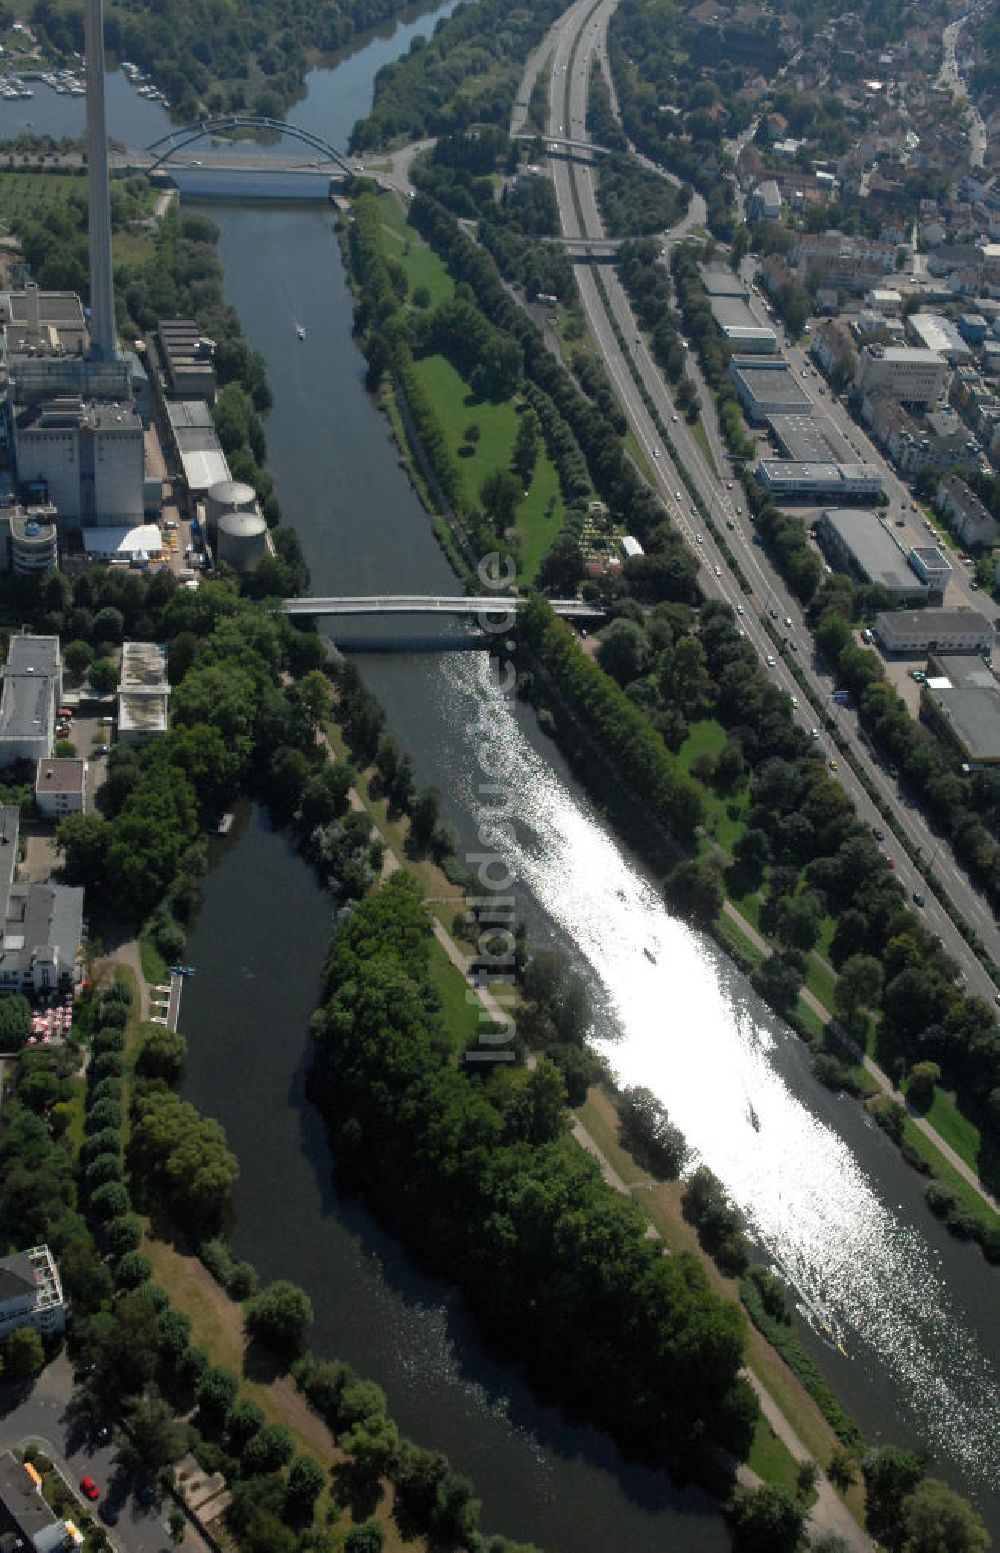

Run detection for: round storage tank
[[216, 509, 268, 574], [205, 479, 257, 541]]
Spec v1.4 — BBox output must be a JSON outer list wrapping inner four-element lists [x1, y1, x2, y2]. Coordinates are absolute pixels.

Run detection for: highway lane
[[540, 0, 1000, 1003]]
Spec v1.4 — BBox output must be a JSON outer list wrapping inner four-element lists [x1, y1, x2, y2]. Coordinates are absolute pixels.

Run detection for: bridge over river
[[280, 595, 604, 620]]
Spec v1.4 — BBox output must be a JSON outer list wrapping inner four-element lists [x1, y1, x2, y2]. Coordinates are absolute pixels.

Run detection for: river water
[[4, 15, 999, 1544]]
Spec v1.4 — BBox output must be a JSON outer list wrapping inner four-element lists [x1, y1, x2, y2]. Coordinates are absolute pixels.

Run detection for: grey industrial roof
[[166, 398, 214, 430], [933, 655, 998, 688], [0, 636, 58, 744], [709, 295, 776, 340], [759, 460, 881, 490], [731, 358, 813, 408], [821, 508, 925, 592], [5, 636, 58, 676], [926, 682, 1000, 761], [700, 265, 747, 297], [768, 411, 855, 463], [876, 607, 991, 642]]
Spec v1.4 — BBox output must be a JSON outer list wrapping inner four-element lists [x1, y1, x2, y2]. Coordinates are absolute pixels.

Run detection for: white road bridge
[[280, 595, 604, 620]]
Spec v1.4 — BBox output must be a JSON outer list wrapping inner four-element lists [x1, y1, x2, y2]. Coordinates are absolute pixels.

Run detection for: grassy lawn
[[676, 721, 751, 853], [900, 1120, 1000, 1234], [138, 926, 167, 988], [749, 1416, 803, 1495], [911, 1085, 985, 1180], [803, 955, 837, 1016], [410, 352, 564, 585], [717, 910, 767, 967], [379, 194, 453, 308], [690, 417, 718, 477]]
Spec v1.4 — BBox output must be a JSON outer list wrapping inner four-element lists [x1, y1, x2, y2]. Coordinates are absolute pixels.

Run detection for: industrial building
[[34, 758, 86, 818], [922, 655, 1000, 769], [700, 267, 748, 297], [906, 312, 972, 366], [147, 318, 217, 401], [907, 544, 952, 592], [0, 1245, 66, 1340], [0, 285, 130, 407], [874, 607, 993, 656], [0, 504, 58, 575], [0, 805, 83, 994], [12, 396, 144, 525], [117, 640, 169, 746], [815, 508, 930, 602], [729, 357, 814, 422], [165, 399, 231, 509], [854, 345, 950, 407], [0, 634, 61, 766], [936, 473, 999, 548], [768, 413, 856, 464], [707, 295, 777, 352], [757, 460, 883, 498]]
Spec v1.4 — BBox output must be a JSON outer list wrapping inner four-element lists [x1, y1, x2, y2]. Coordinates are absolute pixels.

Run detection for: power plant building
[[12, 396, 144, 524], [165, 400, 231, 508]]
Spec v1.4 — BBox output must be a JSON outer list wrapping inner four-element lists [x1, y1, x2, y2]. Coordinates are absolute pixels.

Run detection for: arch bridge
[[144, 116, 354, 175]]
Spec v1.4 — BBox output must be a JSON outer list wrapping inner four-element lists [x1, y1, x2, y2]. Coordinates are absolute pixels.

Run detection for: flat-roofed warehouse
[[729, 357, 814, 422], [815, 508, 929, 602], [757, 460, 883, 498], [117, 640, 170, 747], [165, 399, 231, 509], [708, 295, 777, 352], [700, 266, 747, 297], [875, 607, 993, 655], [922, 655, 1000, 768], [767, 412, 856, 464]]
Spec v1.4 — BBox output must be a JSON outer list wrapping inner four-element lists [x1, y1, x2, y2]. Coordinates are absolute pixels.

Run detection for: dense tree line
[[595, 155, 688, 240], [31, 0, 417, 122], [607, 0, 743, 239], [349, 0, 571, 150], [310, 870, 757, 1467], [520, 597, 703, 844]]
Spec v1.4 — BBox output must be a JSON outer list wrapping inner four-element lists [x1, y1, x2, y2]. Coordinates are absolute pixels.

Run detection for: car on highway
[[671, 413, 678, 422], [695, 533, 702, 544], [766, 654, 776, 667], [912, 891, 926, 907], [810, 727, 820, 739], [828, 758, 838, 771], [783, 616, 792, 628], [790, 695, 798, 707], [714, 565, 721, 577], [885, 855, 895, 868], [736, 604, 744, 616], [80, 1477, 99, 1501]]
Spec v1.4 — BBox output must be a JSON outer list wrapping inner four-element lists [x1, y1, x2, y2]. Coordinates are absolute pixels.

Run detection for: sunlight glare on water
[[444, 652, 1000, 1486]]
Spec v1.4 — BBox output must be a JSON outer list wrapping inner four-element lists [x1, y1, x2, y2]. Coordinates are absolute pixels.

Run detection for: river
[[4, 12, 999, 1545]]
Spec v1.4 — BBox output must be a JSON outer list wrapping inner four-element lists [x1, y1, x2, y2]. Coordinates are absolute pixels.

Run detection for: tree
[[907, 1062, 941, 1111], [834, 954, 884, 1020], [596, 618, 648, 686], [0, 995, 31, 1051], [408, 787, 440, 854], [119, 1396, 186, 1472], [64, 639, 94, 677], [88, 657, 120, 695], [344, 1528, 384, 1553], [242, 1422, 295, 1475], [479, 469, 522, 532], [666, 858, 724, 928], [862, 1446, 925, 1544], [729, 1484, 807, 1553], [3, 1325, 44, 1379], [136, 1028, 187, 1085], [900, 1477, 989, 1553], [284, 1455, 325, 1522], [196, 1364, 239, 1425], [827, 1447, 857, 1491], [244, 1281, 313, 1361]]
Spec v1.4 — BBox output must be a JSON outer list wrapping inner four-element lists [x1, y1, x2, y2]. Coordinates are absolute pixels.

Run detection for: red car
[[80, 1477, 99, 1501]]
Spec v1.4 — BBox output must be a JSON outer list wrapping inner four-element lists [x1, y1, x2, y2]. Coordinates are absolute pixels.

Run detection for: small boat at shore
[[296, 323, 306, 340]]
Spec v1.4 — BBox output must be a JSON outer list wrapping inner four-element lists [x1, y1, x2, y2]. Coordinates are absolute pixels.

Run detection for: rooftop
[[768, 411, 855, 463], [35, 758, 85, 795], [820, 508, 927, 594], [876, 607, 992, 641], [730, 357, 814, 409], [0, 1448, 58, 1543]]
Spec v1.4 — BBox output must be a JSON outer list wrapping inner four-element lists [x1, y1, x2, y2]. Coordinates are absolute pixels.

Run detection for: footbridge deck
[[280, 595, 604, 619]]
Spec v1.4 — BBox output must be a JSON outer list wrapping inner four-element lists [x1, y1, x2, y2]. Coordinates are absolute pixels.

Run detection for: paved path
[[721, 903, 1000, 1214], [109, 938, 149, 1021]]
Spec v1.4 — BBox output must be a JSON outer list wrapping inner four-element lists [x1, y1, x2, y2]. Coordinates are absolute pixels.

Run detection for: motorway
[[539, 0, 1000, 1005]]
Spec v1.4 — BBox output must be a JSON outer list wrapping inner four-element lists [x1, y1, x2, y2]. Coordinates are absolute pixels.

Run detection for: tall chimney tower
[[84, 0, 115, 361]]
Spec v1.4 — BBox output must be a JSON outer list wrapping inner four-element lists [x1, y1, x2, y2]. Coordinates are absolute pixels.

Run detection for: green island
[[0, 1, 996, 1552]]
